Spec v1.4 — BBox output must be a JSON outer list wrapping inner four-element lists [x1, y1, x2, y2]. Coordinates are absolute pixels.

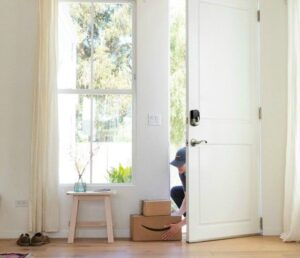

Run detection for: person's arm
[[161, 218, 186, 240], [176, 196, 186, 216], [162, 196, 186, 240]]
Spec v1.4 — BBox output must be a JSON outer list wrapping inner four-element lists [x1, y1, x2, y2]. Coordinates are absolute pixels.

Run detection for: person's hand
[[171, 211, 180, 216], [161, 223, 181, 240]]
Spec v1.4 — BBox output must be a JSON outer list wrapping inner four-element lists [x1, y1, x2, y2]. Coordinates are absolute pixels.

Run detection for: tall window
[[58, 1, 134, 184]]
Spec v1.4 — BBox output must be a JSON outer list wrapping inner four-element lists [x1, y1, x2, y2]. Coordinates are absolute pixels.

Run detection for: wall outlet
[[15, 200, 28, 208]]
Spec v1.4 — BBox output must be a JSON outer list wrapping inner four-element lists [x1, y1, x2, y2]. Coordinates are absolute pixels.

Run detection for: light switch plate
[[148, 113, 162, 126]]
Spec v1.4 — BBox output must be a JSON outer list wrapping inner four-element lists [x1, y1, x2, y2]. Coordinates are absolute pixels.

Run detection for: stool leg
[[104, 196, 114, 243], [68, 196, 79, 243]]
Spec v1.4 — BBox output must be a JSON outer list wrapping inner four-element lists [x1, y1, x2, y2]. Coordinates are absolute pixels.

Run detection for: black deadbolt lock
[[190, 110, 200, 126]]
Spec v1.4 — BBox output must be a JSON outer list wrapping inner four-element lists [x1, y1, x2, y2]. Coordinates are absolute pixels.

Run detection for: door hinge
[[260, 217, 263, 231], [185, 139, 189, 147], [258, 107, 262, 120], [257, 10, 261, 22], [186, 117, 189, 125]]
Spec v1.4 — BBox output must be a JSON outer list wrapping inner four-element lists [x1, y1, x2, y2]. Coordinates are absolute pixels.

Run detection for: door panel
[[187, 0, 260, 242], [199, 2, 251, 121], [199, 145, 251, 224]]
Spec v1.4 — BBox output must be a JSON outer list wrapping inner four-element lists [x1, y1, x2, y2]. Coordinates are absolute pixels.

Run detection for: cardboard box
[[142, 200, 171, 216], [131, 215, 182, 241]]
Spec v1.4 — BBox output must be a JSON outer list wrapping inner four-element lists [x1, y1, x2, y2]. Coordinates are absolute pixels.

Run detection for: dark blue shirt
[[179, 172, 186, 192]]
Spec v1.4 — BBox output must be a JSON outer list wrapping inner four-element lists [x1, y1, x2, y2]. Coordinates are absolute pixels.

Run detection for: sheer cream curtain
[[30, 0, 60, 232], [281, 0, 300, 242]]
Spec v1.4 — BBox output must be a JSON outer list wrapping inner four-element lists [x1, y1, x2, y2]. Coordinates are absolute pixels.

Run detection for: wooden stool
[[66, 191, 116, 243]]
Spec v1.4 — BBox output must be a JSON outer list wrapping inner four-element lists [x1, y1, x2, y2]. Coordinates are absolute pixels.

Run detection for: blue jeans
[[171, 185, 186, 217]]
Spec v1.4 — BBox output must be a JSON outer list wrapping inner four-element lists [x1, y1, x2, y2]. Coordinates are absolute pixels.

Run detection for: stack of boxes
[[130, 200, 182, 241]]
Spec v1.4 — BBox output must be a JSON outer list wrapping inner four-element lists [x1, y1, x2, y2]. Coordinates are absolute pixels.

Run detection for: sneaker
[[31, 232, 49, 246], [16, 233, 31, 246]]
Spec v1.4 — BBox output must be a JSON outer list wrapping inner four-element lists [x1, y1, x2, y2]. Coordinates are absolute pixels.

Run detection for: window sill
[[59, 183, 136, 189]]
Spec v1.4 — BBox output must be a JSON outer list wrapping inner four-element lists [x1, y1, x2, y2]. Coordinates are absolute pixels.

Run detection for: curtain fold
[[281, 0, 300, 242], [30, 0, 59, 233]]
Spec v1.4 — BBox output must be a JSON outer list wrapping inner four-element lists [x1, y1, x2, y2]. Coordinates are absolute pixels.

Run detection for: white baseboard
[[0, 229, 130, 239], [0, 231, 24, 239], [262, 227, 282, 236]]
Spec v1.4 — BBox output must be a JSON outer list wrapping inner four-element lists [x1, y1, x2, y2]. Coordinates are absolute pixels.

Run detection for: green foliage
[[106, 164, 132, 183], [69, 3, 132, 90], [170, 2, 186, 147], [67, 3, 133, 143]]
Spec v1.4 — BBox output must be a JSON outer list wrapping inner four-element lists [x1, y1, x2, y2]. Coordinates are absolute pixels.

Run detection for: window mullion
[[90, 97, 94, 184], [89, 3, 95, 184]]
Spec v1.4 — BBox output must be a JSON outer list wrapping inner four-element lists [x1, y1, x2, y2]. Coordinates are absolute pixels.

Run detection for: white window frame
[[58, 0, 137, 186]]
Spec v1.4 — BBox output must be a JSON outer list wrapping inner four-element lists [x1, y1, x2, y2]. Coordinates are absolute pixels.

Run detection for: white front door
[[186, 0, 261, 242]]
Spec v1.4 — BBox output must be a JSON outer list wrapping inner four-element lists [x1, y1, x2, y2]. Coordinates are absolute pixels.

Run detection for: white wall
[[0, 0, 288, 239], [0, 0, 170, 238], [260, 0, 288, 235]]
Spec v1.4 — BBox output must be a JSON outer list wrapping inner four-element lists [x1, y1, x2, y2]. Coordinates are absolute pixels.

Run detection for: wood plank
[[67, 196, 79, 244], [77, 195, 106, 201], [3, 236, 300, 258], [76, 221, 106, 228], [104, 196, 114, 243], [67, 191, 116, 196]]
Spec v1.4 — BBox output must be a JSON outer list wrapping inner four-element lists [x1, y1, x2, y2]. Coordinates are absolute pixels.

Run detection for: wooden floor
[[1, 236, 300, 258]]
